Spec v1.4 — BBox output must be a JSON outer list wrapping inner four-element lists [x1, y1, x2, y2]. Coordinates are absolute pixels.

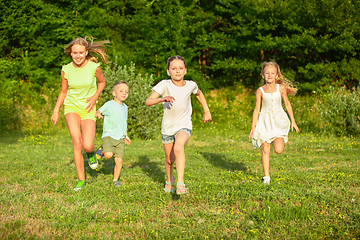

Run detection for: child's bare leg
[[104, 152, 114, 159], [273, 138, 285, 154], [65, 113, 85, 181], [261, 142, 271, 177], [80, 119, 95, 153], [163, 143, 175, 191], [174, 131, 190, 186], [113, 156, 123, 182]]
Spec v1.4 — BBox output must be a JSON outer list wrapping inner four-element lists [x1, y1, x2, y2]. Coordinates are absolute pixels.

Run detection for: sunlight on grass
[[0, 127, 359, 239]]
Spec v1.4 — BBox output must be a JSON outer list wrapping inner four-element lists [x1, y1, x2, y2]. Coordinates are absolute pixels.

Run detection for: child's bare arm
[[125, 135, 131, 146], [86, 67, 106, 112], [51, 71, 68, 125], [249, 88, 262, 139], [280, 85, 299, 133], [195, 89, 211, 123], [146, 91, 175, 106]]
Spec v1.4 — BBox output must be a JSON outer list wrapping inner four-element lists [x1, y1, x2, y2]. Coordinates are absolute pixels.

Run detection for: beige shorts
[[103, 137, 125, 158]]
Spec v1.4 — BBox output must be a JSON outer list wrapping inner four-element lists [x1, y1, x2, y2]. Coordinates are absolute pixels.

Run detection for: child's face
[[113, 83, 129, 104], [167, 59, 186, 81], [262, 65, 278, 83], [70, 44, 88, 67]]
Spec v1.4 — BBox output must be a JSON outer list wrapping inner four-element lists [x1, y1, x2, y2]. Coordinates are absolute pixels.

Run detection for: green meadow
[[0, 121, 359, 239]]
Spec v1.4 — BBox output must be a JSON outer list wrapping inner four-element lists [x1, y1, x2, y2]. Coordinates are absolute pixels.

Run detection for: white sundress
[[252, 84, 290, 148]]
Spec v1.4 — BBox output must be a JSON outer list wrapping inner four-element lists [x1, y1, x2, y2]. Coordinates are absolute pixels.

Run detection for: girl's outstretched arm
[[51, 71, 68, 125], [195, 89, 211, 123], [86, 67, 106, 112], [146, 91, 175, 106], [280, 85, 299, 133], [249, 88, 262, 139]]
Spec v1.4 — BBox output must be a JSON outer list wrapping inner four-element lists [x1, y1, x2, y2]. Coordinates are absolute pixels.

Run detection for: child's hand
[[51, 112, 59, 125], [248, 129, 254, 140], [161, 96, 175, 103], [125, 135, 131, 146], [292, 122, 300, 133], [86, 96, 97, 112], [203, 111, 212, 123], [95, 110, 103, 119]]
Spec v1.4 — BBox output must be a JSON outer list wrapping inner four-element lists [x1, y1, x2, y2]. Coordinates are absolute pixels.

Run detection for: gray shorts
[[161, 128, 192, 144]]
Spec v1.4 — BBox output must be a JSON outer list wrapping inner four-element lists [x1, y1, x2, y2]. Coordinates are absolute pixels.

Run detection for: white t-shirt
[[153, 80, 198, 135]]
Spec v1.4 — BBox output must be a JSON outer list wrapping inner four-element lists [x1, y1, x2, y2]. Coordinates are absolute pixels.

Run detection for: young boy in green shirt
[[95, 81, 131, 186]]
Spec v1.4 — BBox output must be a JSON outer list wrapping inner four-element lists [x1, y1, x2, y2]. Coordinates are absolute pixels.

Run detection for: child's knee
[[274, 144, 284, 154], [115, 157, 123, 164], [275, 148, 284, 154], [173, 145, 184, 156], [104, 152, 113, 159], [165, 156, 175, 164], [72, 138, 82, 150], [262, 146, 270, 155], [83, 143, 94, 153]]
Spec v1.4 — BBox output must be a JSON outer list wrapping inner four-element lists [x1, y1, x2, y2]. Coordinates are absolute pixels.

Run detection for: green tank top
[[63, 61, 100, 109]]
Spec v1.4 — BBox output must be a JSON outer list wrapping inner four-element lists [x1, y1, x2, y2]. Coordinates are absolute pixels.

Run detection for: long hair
[[261, 61, 297, 95], [64, 36, 110, 63]]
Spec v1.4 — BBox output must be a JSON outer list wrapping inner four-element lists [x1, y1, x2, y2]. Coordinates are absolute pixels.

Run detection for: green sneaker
[[87, 151, 98, 169], [74, 180, 86, 191]]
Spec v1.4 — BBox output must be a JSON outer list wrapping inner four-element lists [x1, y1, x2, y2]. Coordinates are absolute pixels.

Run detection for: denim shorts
[[161, 128, 192, 144]]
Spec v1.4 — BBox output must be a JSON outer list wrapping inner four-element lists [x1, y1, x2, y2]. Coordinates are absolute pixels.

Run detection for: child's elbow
[[145, 99, 152, 106]]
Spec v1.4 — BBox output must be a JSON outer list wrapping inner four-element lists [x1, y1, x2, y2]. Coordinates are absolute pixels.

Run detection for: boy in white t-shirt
[[146, 56, 212, 195], [95, 81, 131, 187]]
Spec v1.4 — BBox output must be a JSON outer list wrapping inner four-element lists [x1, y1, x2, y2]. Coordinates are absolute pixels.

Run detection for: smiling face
[[262, 65, 278, 84], [70, 44, 88, 67], [113, 83, 129, 104], [167, 59, 187, 82]]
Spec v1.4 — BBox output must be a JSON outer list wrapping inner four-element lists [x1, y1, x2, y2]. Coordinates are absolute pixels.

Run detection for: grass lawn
[[0, 122, 359, 239]]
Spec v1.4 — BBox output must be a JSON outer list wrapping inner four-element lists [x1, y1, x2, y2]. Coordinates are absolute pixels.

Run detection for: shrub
[[316, 86, 360, 136], [100, 61, 162, 139]]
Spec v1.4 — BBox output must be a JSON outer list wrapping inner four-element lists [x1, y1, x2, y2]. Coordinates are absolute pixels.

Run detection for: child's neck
[[114, 99, 124, 105], [171, 79, 186, 87], [265, 82, 276, 89]]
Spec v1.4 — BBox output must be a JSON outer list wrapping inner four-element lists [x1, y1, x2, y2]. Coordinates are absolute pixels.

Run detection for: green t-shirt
[[99, 100, 128, 140], [63, 61, 100, 109]]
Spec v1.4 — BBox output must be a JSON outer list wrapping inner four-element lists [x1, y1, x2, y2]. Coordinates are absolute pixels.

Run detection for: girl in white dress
[[249, 61, 299, 184]]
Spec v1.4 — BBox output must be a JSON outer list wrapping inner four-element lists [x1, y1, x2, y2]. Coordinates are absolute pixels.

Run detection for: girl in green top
[[51, 36, 109, 191]]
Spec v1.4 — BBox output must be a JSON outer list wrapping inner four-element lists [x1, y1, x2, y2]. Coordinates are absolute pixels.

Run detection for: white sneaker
[[263, 176, 270, 184]]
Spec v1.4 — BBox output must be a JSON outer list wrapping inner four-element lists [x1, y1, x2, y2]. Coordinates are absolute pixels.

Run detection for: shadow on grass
[[83, 154, 165, 185], [129, 155, 164, 183], [0, 130, 26, 144], [201, 152, 247, 172]]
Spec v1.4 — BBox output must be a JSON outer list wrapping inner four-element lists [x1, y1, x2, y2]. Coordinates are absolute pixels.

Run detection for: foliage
[[1, 0, 360, 133], [100, 61, 162, 139], [0, 128, 359, 238], [316, 86, 360, 136]]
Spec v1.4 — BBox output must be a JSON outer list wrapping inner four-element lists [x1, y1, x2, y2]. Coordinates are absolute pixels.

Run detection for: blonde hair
[[64, 36, 110, 63], [261, 61, 297, 95], [113, 81, 128, 91]]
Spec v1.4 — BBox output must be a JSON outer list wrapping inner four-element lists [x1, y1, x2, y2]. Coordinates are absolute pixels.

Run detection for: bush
[[100, 61, 162, 139], [316, 86, 360, 136]]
